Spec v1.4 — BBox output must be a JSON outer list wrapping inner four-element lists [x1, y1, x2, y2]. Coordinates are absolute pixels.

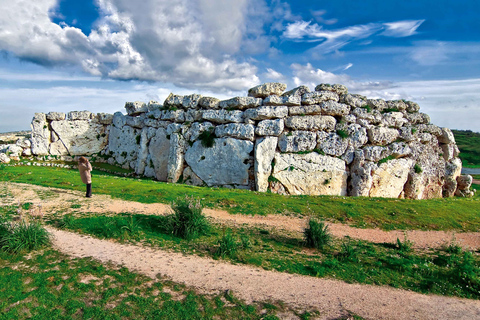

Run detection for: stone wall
[[15, 82, 475, 198]]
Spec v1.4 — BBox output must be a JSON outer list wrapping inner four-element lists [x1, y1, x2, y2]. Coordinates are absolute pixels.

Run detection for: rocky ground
[[2, 181, 480, 319]]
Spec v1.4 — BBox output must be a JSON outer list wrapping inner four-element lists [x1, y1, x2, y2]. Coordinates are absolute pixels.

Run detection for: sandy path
[[3, 182, 480, 250], [47, 227, 480, 320]]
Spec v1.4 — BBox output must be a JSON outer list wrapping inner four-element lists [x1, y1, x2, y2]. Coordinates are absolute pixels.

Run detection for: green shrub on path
[[304, 218, 331, 250], [0, 220, 51, 254], [215, 229, 239, 258], [168, 196, 210, 240]]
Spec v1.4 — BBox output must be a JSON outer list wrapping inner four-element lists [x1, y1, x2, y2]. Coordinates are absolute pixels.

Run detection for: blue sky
[[0, 0, 479, 132]]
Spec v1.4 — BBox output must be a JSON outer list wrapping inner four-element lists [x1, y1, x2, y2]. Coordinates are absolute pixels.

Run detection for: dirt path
[[46, 227, 480, 320], [3, 182, 480, 250]]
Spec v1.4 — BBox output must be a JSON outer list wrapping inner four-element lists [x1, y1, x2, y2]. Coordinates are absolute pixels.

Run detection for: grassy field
[[1, 164, 479, 232], [452, 130, 480, 168]]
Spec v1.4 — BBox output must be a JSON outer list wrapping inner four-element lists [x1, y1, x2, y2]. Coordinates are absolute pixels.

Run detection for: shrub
[[396, 236, 413, 253], [58, 214, 77, 229], [336, 129, 348, 139], [0, 221, 50, 254], [198, 127, 216, 148], [414, 163, 422, 174], [378, 155, 395, 165], [168, 197, 210, 240], [339, 238, 357, 262], [215, 229, 239, 258], [304, 218, 331, 250]]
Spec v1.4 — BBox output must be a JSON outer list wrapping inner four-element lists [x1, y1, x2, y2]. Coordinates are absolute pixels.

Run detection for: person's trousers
[[86, 183, 92, 197]]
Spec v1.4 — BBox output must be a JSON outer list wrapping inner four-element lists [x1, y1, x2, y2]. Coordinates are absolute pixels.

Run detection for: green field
[[452, 130, 480, 168]]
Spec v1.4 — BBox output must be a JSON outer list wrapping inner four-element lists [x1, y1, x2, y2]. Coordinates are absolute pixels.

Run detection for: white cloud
[[382, 20, 424, 37], [290, 63, 351, 89], [0, 0, 269, 91], [263, 68, 285, 81]]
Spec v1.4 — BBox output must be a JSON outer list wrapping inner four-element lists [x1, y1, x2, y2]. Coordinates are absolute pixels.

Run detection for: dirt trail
[[3, 182, 480, 250], [46, 227, 480, 320]]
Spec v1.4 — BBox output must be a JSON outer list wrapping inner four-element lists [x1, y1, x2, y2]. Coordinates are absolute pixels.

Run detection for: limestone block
[[366, 99, 387, 112], [444, 158, 462, 198], [282, 85, 310, 98], [456, 175, 473, 191], [282, 95, 301, 106], [202, 109, 243, 124], [418, 133, 433, 144], [344, 124, 368, 148], [107, 124, 140, 165], [342, 145, 355, 164], [167, 123, 184, 135], [68, 111, 93, 120], [198, 97, 220, 109], [417, 124, 442, 136], [255, 119, 284, 136], [125, 101, 148, 116], [184, 110, 203, 122], [126, 114, 145, 129], [369, 158, 414, 198], [148, 100, 162, 110], [405, 113, 430, 125], [164, 93, 183, 108], [16, 139, 31, 149], [278, 131, 316, 152], [248, 82, 287, 98], [0, 153, 10, 163], [263, 95, 284, 106], [288, 105, 323, 116], [46, 112, 66, 121], [167, 133, 185, 183], [218, 97, 262, 110], [272, 152, 347, 196], [30, 137, 49, 155], [182, 94, 202, 109], [185, 122, 214, 142], [185, 138, 253, 186], [183, 166, 204, 186], [441, 144, 456, 161], [350, 161, 377, 197], [285, 115, 336, 131], [148, 128, 169, 181], [320, 100, 350, 116], [406, 101, 420, 113], [340, 93, 366, 108], [438, 127, 456, 144], [215, 123, 255, 141], [7, 145, 23, 157], [389, 142, 411, 158], [301, 91, 339, 105], [22, 148, 32, 157], [398, 127, 416, 142], [135, 127, 153, 175], [244, 106, 288, 120], [161, 110, 185, 122], [404, 172, 427, 200], [315, 83, 348, 95], [97, 113, 114, 125], [363, 146, 388, 162], [386, 100, 407, 112], [316, 132, 349, 157], [50, 120, 108, 155], [367, 127, 399, 145], [254, 137, 278, 192], [382, 112, 407, 128]]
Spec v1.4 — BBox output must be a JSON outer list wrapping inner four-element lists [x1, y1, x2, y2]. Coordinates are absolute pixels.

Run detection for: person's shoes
[[86, 195, 92, 198]]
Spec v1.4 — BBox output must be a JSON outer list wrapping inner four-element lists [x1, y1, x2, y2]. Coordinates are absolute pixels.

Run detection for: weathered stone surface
[[282, 85, 310, 98], [272, 152, 347, 196], [363, 146, 388, 162], [255, 119, 284, 136], [344, 124, 368, 148], [147, 100, 162, 110], [16, 139, 31, 149], [182, 94, 201, 109], [215, 123, 255, 141], [340, 93, 366, 108], [320, 100, 350, 116], [185, 122, 214, 142], [285, 115, 336, 131], [382, 112, 407, 128], [46, 112, 66, 121], [278, 131, 316, 152], [107, 119, 140, 165], [398, 127, 416, 142], [254, 137, 277, 192], [185, 138, 253, 186], [366, 99, 387, 112], [316, 132, 349, 157], [441, 143, 459, 161], [456, 175, 473, 190], [302, 91, 339, 105], [288, 105, 323, 116], [125, 101, 148, 116], [183, 166, 204, 186], [147, 128, 169, 181], [438, 127, 456, 144], [263, 95, 284, 106], [126, 114, 145, 129], [198, 96, 220, 109], [7, 145, 23, 157], [164, 93, 183, 108], [367, 127, 399, 145], [386, 100, 408, 112], [161, 110, 185, 122], [184, 110, 203, 122], [97, 113, 114, 125], [315, 83, 348, 95], [50, 120, 108, 155], [135, 128, 151, 175], [369, 158, 414, 198], [405, 113, 430, 125], [248, 82, 287, 98], [68, 111, 93, 120], [244, 106, 288, 120], [389, 142, 411, 158], [0, 153, 10, 163], [282, 95, 302, 106], [444, 158, 462, 198], [219, 97, 262, 110], [202, 109, 243, 124], [417, 124, 442, 136], [350, 152, 377, 197], [167, 133, 185, 183], [406, 101, 420, 113]]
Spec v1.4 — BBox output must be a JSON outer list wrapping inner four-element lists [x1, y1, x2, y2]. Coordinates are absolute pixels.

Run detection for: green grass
[[1, 165, 480, 232], [47, 212, 480, 299], [0, 249, 294, 319], [452, 130, 480, 168]]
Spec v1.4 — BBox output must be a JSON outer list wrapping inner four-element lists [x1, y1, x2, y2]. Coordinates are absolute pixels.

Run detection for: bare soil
[[2, 182, 480, 319]]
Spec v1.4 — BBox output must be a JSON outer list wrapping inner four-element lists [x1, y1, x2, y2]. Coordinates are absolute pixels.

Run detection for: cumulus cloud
[[283, 19, 425, 54], [0, 0, 274, 91], [263, 68, 285, 81]]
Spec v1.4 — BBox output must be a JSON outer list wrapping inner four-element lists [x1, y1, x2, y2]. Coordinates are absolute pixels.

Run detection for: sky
[[0, 0, 479, 132]]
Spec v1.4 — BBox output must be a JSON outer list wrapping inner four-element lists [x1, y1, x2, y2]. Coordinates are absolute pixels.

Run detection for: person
[[78, 156, 93, 198]]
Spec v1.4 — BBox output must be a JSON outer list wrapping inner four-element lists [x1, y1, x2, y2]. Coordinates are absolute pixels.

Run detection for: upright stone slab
[[254, 137, 277, 192], [147, 128, 170, 181], [369, 158, 414, 198], [167, 133, 185, 183]]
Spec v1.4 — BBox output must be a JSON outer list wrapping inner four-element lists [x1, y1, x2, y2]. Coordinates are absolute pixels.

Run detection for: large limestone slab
[[30, 113, 50, 155], [285, 115, 336, 131], [369, 158, 414, 198], [202, 109, 243, 124], [50, 120, 108, 156], [367, 127, 399, 145], [248, 82, 287, 98], [215, 123, 255, 141], [278, 131, 316, 152], [255, 119, 284, 136], [272, 152, 347, 196], [125, 101, 148, 116], [167, 133, 185, 183], [244, 106, 288, 120], [254, 137, 277, 192], [218, 97, 262, 110], [301, 91, 339, 105], [147, 128, 170, 181], [185, 138, 253, 186]]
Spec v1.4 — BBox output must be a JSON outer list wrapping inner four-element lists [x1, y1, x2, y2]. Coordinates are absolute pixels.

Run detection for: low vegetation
[[452, 129, 480, 168]]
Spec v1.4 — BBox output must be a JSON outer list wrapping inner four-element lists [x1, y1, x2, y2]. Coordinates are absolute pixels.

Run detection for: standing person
[[78, 156, 93, 198]]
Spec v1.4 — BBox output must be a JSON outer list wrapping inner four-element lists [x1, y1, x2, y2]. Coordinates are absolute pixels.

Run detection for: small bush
[[396, 236, 413, 253], [198, 127, 216, 148], [336, 129, 348, 139], [304, 218, 331, 250], [378, 155, 395, 165], [58, 214, 77, 229], [0, 221, 50, 254], [414, 163, 422, 174], [215, 230, 239, 258], [168, 197, 210, 240], [339, 238, 357, 262]]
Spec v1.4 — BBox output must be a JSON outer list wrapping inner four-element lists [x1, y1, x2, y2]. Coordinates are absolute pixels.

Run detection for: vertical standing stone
[[254, 137, 278, 192]]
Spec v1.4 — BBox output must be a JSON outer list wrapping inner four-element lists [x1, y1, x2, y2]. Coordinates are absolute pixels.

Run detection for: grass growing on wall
[[1, 165, 480, 231]]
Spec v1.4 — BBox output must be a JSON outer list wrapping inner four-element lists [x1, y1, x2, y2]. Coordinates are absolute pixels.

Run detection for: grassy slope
[[452, 130, 480, 168], [1, 165, 479, 231]]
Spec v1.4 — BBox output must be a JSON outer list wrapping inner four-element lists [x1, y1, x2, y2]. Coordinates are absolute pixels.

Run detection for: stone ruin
[[1, 82, 475, 199]]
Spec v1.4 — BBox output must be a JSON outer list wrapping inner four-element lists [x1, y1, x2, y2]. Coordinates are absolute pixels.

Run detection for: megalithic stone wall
[[28, 82, 474, 199]]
